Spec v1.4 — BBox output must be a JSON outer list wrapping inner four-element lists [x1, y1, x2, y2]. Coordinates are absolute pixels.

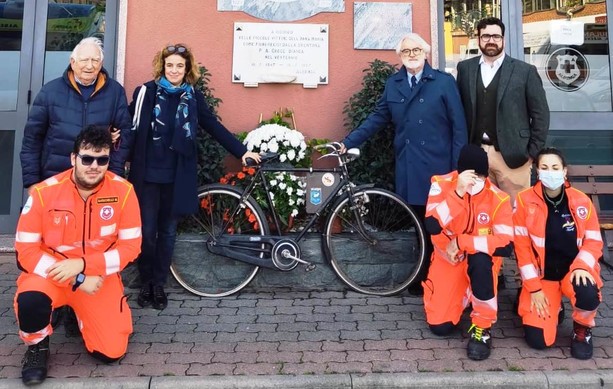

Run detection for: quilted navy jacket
[[20, 66, 132, 187]]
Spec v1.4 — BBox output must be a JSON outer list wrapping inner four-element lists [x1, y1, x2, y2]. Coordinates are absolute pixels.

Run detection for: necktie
[[411, 75, 418, 90]]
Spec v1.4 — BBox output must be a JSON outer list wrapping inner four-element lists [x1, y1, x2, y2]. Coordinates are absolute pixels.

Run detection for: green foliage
[[342, 59, 398, 192], [259, 108, 294, 129], [194, 64, 228, 186]]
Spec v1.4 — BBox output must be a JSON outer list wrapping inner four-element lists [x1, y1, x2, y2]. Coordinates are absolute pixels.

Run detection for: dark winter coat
[[343, 62, 467, 206], [20, 66, 132, 187], [127, 80, 247, 216]]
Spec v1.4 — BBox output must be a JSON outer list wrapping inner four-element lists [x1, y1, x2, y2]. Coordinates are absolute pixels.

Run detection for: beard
[[480, 43, 503, 58], [73, 168, 104, 191], [402, 58, 424, 71]]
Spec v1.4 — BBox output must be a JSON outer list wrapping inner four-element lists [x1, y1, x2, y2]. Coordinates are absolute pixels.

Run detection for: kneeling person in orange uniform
[[423, 144, 514, 360], [514, 147, 602, 360], [14, 125, 142, 386]]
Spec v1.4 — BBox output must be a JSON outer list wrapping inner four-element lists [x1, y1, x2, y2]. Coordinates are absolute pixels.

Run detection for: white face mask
[[539, 169, 565, 190], [469, 178, 485, 195]]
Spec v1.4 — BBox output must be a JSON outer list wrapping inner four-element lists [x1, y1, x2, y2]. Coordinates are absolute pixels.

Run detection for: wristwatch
[[72, 273, 86, 292]]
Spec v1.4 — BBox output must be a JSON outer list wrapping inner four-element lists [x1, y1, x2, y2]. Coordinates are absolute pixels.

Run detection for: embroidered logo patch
[[576, 206, 588, 220], [428, 182, 442, 196], [21, 196, 33, 215], [100, 205, 114, 220], [477, 212, 490, 224], [97, 196, 119, 204], [310, 188, 322, 205]]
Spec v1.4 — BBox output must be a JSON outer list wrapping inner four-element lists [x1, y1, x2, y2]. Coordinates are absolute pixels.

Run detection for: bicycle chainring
[[271, 239, 301, 271]]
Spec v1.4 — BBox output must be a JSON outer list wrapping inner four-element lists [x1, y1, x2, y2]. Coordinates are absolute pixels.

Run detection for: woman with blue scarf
[[127, 44, 260, 310]]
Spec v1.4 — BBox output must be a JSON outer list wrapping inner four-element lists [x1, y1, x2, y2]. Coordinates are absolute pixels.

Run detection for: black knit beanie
[[457, 144, 489, 176]]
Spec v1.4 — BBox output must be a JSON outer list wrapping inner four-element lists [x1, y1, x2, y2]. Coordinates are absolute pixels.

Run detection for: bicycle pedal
[[305, 264, 317, 272]]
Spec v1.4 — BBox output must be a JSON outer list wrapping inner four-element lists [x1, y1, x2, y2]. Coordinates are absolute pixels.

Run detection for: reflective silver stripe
[[577, 238, 583, 247], [100, 223, 116, 237], [426, 202, 438, 212], [577, 250, 596, 269], [493, 224, 513, 236], [473, 236, 489, 253], [15, 231, 41, 243], [436, 200, 452, 225], [531, 235, 545, 248], [520, 264, 538, 280], [43, 177, 58, 185], [55, 245, 76, 253], [19, 325, 53, 346], [33, 254, 56, 278], [104, 249, 121, 275], [585, 230, 603, 242], [118, 226, 141, 240], [472, 295, 497, 311], [514, 226, 528, 236]]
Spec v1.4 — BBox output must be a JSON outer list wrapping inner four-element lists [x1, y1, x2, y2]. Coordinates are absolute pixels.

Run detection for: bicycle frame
[[206, 150, 376, 270]]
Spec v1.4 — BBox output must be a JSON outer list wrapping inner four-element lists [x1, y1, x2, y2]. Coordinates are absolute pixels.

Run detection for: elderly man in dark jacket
[[20, 37, 132, 188], [341, 33, 468, 295]]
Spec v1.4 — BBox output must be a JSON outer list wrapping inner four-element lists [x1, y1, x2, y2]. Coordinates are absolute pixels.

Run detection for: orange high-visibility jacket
[[15, 169, 142, 284], [513, 181, 603, 292], [426, 171, 514, 259]]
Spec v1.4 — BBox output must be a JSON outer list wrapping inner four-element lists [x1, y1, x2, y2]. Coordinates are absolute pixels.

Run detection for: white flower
[[260, 142, 269, 152], [279, 154, 287, 162], [297, 189, 304, 196], [269, 179, 278, 186], [291, 209, 299, 217], [286, 187, 293, 195], [289, 199, 295, 206], [268, 140, 279, 152], [279, 182, 287, 190], [297, 198, 305, 205], [287, 149, 296, 161]]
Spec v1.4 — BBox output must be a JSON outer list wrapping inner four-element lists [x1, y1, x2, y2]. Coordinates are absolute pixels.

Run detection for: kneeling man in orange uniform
[[14, 125, 142, 385], [422, 144, 514, 360]]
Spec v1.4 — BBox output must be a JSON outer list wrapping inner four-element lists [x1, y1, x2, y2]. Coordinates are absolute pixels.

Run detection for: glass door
[[442, 0, 503, 75], [0, 0, 116, 233], [0, 0, 35, 232]]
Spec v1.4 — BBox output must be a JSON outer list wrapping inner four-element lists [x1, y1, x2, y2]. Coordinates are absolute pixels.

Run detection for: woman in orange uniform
[[514, 147, 603, 360]]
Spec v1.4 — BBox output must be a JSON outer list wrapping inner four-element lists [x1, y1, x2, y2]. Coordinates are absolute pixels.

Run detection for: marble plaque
[[218, 0, 345, 22], [233, 23, 329, 88], [354, 2, 412, 50]]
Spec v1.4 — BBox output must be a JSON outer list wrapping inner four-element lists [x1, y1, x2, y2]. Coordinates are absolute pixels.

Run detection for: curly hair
[[152, 43, 201, 85], [73, 125, 112, 154]]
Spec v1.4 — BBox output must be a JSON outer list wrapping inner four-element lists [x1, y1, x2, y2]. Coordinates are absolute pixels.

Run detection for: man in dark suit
[[456, 17, 550, 206], [340, 33, 467, 295]]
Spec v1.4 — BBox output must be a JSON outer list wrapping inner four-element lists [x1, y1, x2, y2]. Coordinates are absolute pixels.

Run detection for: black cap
[[458, 144, 489, 176]]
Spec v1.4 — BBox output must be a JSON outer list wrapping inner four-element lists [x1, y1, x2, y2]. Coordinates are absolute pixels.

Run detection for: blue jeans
[[137, 182, 177, 286]]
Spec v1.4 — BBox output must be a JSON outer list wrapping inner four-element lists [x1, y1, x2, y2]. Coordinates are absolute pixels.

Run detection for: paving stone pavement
[[1, 247, 612, 387]]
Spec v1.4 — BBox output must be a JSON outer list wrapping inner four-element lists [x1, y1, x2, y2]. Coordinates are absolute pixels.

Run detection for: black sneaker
[[137, 283, 153, 308], [558, 304, 565, 325], [152, 285, 168, 310], [22, 336, 50, 386], [571, 321, 593, 360], [467, 324, 492, 360], [63, 307, 81, 338]]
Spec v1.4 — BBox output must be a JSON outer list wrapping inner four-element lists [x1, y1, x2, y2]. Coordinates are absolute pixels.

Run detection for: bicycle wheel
[[323, 187, 426, 296], [170, 184, 268, 297]]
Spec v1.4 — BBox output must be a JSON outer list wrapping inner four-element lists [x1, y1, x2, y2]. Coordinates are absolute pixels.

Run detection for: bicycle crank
[[271, 239, 309, 271]]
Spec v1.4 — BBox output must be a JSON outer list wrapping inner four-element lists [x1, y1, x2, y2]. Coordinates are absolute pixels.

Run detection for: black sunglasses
[[77, 153, 110, 166], [166, 45, 187, 54]]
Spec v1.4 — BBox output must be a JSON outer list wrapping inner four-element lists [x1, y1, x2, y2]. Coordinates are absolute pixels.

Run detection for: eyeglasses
[[479, 34, 503, 42], [77, 154, 110, 166], [400, 48, 423, 56], [166, 45, 187, 54]]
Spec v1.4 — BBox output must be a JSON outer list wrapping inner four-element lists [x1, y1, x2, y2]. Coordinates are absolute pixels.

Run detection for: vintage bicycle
[[170, 143, 426, 297]]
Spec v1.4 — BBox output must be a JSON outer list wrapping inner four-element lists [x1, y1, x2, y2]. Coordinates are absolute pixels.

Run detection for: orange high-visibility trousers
[[518, 272, 601, 347], [423, 251, 502, 329], [14, 273, 132, 358]]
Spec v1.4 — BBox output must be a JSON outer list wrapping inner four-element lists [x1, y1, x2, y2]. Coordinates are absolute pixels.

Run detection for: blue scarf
[[153, 76, 195, 157]]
